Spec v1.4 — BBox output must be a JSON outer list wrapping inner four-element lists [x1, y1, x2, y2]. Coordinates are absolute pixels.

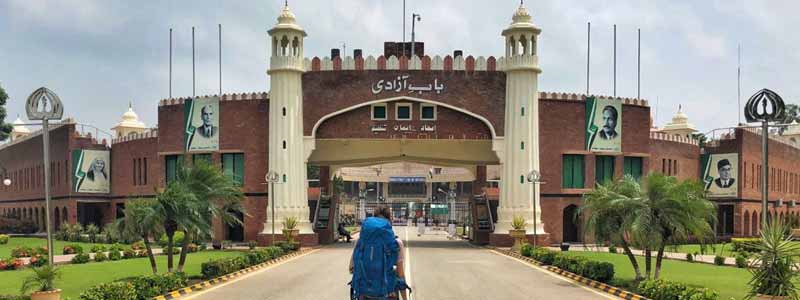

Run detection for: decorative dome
[[112, 102, 146, 137], [512, 4, 533, 24], [11, 115, 31, 134], [277, 5, 297, 25], [661, 105, 697, 136]]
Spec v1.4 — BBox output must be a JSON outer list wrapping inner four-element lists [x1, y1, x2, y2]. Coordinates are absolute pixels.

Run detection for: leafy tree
[[778, 103, 799, 134], [0, 84, 14, 141], [112, 199, 163, 274], [581, 174, 716, 281]]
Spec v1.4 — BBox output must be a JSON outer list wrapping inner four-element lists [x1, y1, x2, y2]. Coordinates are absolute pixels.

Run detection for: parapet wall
[[649, 131, 699, 146], [304, 55, 501, 72]]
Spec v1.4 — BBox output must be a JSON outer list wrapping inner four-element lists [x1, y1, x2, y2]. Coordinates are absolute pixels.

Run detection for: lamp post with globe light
[[265, 171, 281, 246], [526, 170, 542, 247]]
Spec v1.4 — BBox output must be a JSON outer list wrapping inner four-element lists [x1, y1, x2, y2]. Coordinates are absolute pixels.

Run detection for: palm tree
[[157, 160, 245, 273], [112, 199, 163, 274], [582, 174, 716, 281]]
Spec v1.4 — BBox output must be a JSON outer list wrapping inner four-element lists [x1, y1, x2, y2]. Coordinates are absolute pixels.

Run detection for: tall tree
[[0, 84, 14, 141]]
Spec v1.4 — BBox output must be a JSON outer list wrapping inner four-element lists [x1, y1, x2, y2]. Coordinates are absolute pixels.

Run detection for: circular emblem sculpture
[[744, 88, 785, 123], [25, 87, 64, 121]]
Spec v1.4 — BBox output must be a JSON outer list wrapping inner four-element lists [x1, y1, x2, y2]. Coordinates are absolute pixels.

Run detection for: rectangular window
[[143, 158, 148, 185], [193, 153, 213, 165], [420, 104, 436, 120], [371, 104, 387, 120], [395, 103, 412, 120], [165, 155, 184, 184], [133, 159, 138, 186], [595, 156, 615, 184], [623, 156, 643, 180], [222, 153, 245, 186], [562, 155, 585, 188]]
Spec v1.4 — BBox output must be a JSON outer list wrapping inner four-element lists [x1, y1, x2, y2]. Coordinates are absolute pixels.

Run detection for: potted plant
[[747, 220, 800, 300], [283, 216, 300, 245], [509, 215, 527, 253], [21, 265, 61, 300]]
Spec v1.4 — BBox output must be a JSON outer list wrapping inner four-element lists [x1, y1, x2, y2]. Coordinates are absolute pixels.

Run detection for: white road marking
[[181, 249, 320, 300], [490, 250, 622, 300]]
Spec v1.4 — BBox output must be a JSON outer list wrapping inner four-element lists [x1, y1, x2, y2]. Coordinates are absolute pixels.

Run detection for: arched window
[[292, 37, 300, 57], [743, 211, 751, 236], [280, 36, 289, 56]]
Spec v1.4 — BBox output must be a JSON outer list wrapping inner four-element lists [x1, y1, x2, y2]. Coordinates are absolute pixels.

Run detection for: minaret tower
[[496, 3, 545, 236], [265, 3, 313, 234]]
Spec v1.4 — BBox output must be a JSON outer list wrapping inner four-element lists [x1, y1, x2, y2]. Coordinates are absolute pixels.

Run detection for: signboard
[[431, 204, 449, 215], [72, 150, 111, 194], [701, 153, 738, 198], [371, 75, 445, 95], [184, 96, 220, 152], [585, 96, 622, 152], [25, 87, 63, 121], [389, 176, 426, 183]]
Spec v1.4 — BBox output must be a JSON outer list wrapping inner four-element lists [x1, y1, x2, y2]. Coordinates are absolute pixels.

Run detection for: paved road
[[186, 227, 618, 300]]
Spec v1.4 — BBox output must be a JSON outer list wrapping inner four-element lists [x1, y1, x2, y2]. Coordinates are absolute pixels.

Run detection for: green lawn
[[665, 243, 736, 257], [0, 237, 118, 258], [0, 250, 243, 299], [565, 251, 751, 300]]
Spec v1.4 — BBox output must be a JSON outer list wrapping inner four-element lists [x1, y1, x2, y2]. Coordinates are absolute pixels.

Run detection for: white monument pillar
[[495, 4, 545, 235], [264, 4, 313, 234]]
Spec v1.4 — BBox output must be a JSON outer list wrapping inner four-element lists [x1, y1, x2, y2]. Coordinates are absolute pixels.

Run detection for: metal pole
[[613, 24, 616, 97], [219, 24, 222, 96], [637, 28, 641, 100], [532, 182, 537, 248], [586, 22, 590, 95], [169, 28, 173, 99], [402, 0, 406, 58], [762, 121, 769, 223], [411, 16, 415, 58], [192, 26, 196, 98], [42, 118, 54, 265], [271, 180, 276, 246]]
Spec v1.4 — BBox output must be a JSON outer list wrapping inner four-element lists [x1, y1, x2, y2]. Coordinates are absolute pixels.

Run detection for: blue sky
[[1, 0, 798, 138]]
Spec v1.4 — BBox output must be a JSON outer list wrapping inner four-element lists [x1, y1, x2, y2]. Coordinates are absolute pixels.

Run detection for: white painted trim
[[308, 96, 499, 138], [370, 103, 388, 121], [420, 103, 437, 121], [395, 102, 413, 121]]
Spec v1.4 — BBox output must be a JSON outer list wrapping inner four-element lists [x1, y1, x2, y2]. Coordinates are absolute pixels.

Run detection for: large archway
[[743, 211, 750, 237], [562, 204, 581, 243]]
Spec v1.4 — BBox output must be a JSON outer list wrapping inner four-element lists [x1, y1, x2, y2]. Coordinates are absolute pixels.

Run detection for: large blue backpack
[[351, 217, 399, 299]]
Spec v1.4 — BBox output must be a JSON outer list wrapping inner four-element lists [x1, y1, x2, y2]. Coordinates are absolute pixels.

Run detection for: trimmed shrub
[[109, 243, 124, 253], [581, 260, 615, 283], [80, 281, 138, 300], [730, 237, 761, 253], [201, 256, 248, 279], [11, 246, 32, 258], [248, 240, 257, 250], [28, 255, 48, 267], [123, 248, 137, 259], [735, 253, 748, 268], [0, 295, 30, 300], [264, 246, 284, 259], [0, 234, 9, 244], [109, 250, 122, 261], [129, 272, 187, 300], [90, 245, 107, 253], [158, 232, 186, 248], [131, 241, 145, 251], [0, 217, 37, 234], [520, 243, 534, 257], [607, 245, 617, 254], [0, 258, 23, 270], [530, 247, 558, 265], [636, 279, 719, 300], [33, 246, 47, 256], [94, 252, 108, 262], [686, 253, 694, 263], [63, 244, 84, 255], [713, 255, 725, 266], [71, 253, 90, 264]]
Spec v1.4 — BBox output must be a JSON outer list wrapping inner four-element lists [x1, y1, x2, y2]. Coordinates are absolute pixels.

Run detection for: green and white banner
[[72, 149, 110, 194], [184, 96, 220, 152], [701, 153, 738, 198], [585, 96, 622, 152]]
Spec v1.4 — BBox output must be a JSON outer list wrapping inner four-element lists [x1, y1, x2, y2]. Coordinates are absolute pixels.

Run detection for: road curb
[[492, 248, 649, 300], [152, 248, 316, 300]]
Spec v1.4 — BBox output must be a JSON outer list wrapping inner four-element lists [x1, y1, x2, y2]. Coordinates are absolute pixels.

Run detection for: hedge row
[[79, 272, 187, 300], [636, 279, 718, 300], [520, 245, 614, 283], [730, 238, 761, 253], [201, 246, 285, 279]]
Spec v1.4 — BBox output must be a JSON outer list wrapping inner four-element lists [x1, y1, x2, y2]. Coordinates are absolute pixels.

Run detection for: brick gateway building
[[2, 3, 800, 246]]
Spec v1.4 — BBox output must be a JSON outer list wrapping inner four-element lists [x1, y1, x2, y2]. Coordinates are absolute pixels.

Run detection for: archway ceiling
[[308, 139, 499, 166]]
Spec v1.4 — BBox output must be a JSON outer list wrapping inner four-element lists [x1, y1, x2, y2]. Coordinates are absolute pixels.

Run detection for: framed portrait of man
[[702, 153, 738, 198], [72, 149, 111, 193], [184, 96, 220, 151], [585, 96, 623, 152]]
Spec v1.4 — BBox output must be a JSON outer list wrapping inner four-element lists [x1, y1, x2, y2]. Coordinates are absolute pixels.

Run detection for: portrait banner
[[701, 153, 738, 198], [585, 97, 622, 152], [72, 149, 110, 193], [184, 96, 220, 151]]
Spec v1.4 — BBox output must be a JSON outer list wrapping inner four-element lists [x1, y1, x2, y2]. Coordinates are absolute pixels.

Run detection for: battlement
[[158, 92, 269, 107], [539, 92, 649, 107], [111, 128, 158, 145], [649, 131, 699, 146], [0, 118, 82, 151], [301, 55, 504, 72]]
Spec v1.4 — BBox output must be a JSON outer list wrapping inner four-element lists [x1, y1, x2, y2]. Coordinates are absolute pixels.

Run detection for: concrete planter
[[791, 229, 800, 239], [757, 295, 789, 300], [282, 229, 300, 243], [31, 289, 61, 300], [509, 229, 526, 253]]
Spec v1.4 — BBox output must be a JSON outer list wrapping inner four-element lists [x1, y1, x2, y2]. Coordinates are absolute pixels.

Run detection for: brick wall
[[649, 139, 700, 180]]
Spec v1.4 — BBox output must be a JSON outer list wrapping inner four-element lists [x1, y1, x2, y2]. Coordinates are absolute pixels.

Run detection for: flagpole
[[586, 22, 590, 95], [219, 24, 222, 96], [738, 44, 742, 125], [613, 24, 617, 98], [637, 28, 641, 100], [192, 26, 196, 98], [169, 28, 173, 99]]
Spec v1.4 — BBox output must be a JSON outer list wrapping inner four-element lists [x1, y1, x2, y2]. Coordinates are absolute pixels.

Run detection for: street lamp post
[[25, 88, 63, 266], [265, 171, 281, 246], [743, 89, 786, 223], [527, 170, 542, 248]]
